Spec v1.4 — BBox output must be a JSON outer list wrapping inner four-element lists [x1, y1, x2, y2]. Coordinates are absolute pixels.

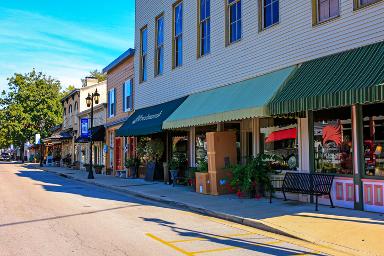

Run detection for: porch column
[[217, 123, 224, 132], [352, 104, 364, 210], [189, 127, 196, 167], [298, 113, 313, 173], [252, 118, 260, 157]]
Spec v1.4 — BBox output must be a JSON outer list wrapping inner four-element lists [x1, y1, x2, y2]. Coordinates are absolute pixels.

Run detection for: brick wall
[[106, 56, 135, 124]]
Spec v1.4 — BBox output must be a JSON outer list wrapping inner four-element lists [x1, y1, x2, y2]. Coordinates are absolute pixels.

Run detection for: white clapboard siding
[[134, 0, 384, 109]]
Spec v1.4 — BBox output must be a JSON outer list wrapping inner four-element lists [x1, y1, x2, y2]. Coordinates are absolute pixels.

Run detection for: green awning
[[269, 41, 384, 115], [116, 97, 187, 137], [163, 66, 297, 129]]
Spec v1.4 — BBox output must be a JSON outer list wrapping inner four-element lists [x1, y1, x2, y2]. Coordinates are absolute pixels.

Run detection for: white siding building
[[135, 0, 384, 109]]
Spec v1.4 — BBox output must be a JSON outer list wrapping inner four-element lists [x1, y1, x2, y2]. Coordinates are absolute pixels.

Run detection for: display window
[[313, 107, 353, 175], [195, 125, 217, 166], [260, 117, 298, 170], [363, 103, 384, 177], [224, 122, 241, 164]]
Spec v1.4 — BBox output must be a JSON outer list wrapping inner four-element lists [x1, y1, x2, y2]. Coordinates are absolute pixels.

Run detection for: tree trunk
[[20, 143, 25, 163]]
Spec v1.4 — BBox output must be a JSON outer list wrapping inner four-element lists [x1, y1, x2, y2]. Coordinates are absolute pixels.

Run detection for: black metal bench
[[270, 172, 335, 211]]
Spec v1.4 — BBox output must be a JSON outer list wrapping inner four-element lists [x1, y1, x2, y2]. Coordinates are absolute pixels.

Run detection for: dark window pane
[[157, 18, 164, 45], [141, 29, 147, 54], [206, 0, 210, 17], [264, 5, 272, 27], [329, 0, 339, 18], [272, 1, 279, 24], [200, 0, 205, 20], [264, 0, 272, 6], [236, 21, 241, 40], [237, 1, 241, 21], [230, 4, 236, 23], [175, 4, 183, 35]]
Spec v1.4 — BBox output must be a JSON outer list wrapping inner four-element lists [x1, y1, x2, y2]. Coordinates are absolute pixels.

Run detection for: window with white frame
[[199, 0, 210, 56], [227, 0, 241, 44], [140, 26, 148, 82], [359, 0, 382, 8], [123, 79, 133, 112], [155, 15, 164, 76], [262, 0, 279, 29], [317, 0, 339, 23], [108, 88, 116, 117], [173, 1, 183, 68]]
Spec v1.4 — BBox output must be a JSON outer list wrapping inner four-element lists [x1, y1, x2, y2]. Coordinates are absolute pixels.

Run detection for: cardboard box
[[206, 131, 237, 174], [209, 170, 233, 195], [195, 172, 210, 194]]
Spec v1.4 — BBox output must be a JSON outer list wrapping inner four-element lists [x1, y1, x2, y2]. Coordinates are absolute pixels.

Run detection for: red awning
[[265, 128, 297, 143]]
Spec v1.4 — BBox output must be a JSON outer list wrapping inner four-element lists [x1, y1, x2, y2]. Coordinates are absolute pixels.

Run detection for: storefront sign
[[132, 111, 163, 125], [81, 118, 89, 138]]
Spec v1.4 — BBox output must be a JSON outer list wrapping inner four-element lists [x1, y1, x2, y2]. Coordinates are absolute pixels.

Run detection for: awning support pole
[[352, 104, 364, 210]]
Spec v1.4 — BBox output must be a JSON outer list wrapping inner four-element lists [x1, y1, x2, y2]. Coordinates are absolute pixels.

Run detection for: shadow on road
[[140, 217, 324, 256]]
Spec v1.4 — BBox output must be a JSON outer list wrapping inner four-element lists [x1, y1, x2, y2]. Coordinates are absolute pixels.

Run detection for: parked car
[[1, 152, 11, 161]]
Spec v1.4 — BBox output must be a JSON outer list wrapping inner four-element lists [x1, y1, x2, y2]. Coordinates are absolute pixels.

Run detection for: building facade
[[135, 0, 384, 212], [75, 79, 107, 170], [103, 49, 135, 174], [61, 89, 80, 165]]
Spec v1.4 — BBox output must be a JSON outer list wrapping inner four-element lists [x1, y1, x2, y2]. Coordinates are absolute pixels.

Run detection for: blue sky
[[0, 1, 135, 91]]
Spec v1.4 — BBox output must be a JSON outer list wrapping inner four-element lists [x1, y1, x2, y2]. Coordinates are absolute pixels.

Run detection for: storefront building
[[268, 42, 384, 213], [134, 0, 384, 212], [74, 79, 107, 170], [103, 49, 135, 174], [61, 89, 80, 165]]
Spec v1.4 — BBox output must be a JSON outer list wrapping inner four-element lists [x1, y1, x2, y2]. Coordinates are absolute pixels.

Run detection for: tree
[[62, 85, 76, 98], [81, 69, 106, 86], [0, 69, 63, 162]]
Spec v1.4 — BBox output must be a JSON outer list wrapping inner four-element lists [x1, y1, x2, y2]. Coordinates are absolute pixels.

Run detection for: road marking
[[167, 232, 262, 243], [146, 233, 193, 256], [189, 246, 235, 254]]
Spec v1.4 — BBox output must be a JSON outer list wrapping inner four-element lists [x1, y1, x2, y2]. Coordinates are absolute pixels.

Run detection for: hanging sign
[[81, 118, 89, 138]]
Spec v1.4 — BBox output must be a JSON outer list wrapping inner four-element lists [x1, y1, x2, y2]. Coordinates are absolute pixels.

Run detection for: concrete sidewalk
[[29, 164, 384, 256]]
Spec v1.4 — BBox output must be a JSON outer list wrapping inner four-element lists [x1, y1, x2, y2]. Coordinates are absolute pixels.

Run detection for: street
[[0, 163, 327, 256]]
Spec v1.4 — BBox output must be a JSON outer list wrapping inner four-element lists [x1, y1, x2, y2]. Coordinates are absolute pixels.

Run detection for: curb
[[46, 168, 299, 238], [41, 167, 357, 256]]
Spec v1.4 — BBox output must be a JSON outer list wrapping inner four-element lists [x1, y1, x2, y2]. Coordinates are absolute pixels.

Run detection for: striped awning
[[269, 41, 384, 115], [163, 66, 297, 129]]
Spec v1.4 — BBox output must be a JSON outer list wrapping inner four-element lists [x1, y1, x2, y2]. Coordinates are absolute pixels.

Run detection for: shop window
[[260, 117, 298, 170], [363, 103, 384, 177], [313, 107, 353, 175], [195, 125, 217, 166], [224, 123, 241, 164]]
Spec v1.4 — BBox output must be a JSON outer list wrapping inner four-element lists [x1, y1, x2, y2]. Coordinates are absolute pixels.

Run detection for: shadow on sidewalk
[[16, 169, 156, 205], [140, 217, 324, 256]]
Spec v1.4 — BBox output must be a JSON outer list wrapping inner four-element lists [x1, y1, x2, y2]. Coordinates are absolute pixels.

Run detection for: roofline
[[102, 48, 135, 74], [61, 89, 80, 103]]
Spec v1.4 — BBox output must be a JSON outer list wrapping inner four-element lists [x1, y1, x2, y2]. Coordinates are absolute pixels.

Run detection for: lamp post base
[[88, 170, 95, 179]]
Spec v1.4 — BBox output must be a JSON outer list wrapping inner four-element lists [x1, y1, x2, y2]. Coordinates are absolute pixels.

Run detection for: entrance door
[[114, 138, 122, 170]]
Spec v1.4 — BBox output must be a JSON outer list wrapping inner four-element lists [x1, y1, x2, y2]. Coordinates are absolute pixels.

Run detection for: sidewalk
[[31, 164, 384, 256]]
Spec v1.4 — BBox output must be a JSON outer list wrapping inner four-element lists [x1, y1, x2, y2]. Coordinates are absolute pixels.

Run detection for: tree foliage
[[81, 69, 106, 86], [0, 69, 63, 155], [62, 85, 77, 97]]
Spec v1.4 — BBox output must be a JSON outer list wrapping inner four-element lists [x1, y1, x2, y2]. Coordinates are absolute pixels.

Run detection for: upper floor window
[[261, 0, 279, 29], [140, 26, 148, 83], [173, 1, 183, 68], [314, 0, 339, 24], [198, 0, 211, 57], [155, 15, 164, 76], [227, 0, 241, 44], [69, 104, 72, 114], [63, 108, 66, 116], [74, 102, 78, 112], [123, 79, 133, 112], [108, 88, 116, 117], [356, 0, 382, 9]]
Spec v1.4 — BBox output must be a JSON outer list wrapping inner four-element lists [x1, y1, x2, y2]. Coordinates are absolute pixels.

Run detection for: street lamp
[[86, 89, 100, 179]]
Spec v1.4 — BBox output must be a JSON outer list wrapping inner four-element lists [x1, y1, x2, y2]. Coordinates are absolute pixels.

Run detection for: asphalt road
[[0, 163, 328, 256]]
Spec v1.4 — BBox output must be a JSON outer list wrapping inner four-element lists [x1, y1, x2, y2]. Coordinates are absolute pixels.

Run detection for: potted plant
[[125, 157, 140, 178], [169, 157, 181, 186], [230, 153, 276, 198], [94, 164, 104, 174], [106, 167, 113, 175], [83, 163, 91, 172], [144, 138, 164, 181]]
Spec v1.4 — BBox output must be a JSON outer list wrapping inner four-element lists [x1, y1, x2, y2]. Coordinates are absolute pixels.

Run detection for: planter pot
[[163, 162, 169, 183], [94, 168, 102, 174], [127, 166, 137, 178]]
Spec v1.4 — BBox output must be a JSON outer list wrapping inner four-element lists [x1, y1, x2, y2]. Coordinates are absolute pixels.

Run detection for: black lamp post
[[86, 89, 100, 179]]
